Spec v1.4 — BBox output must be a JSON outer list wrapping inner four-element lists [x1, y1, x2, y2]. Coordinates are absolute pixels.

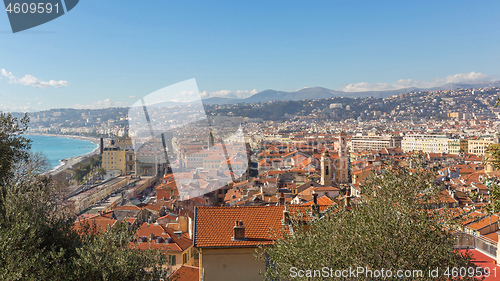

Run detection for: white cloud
[[0, 68, 69, 88], [200, 89, 258, 99], [73, 98, 129, 109], [128, 95, 136, 99], [0, 101, 35, 112], [341, 72, 492, 92]]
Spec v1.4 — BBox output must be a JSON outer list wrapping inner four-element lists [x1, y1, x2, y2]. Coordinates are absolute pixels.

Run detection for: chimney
[[232, 220, 246, 241], [283, 205, 290, 225], [100, 138, 104, 155], [345, 195, 351, 207], [311, 192, 319, 216], [278, 192, 285, 206]]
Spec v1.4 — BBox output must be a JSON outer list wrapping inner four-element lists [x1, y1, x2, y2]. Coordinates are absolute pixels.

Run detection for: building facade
[[402, 134, 450, 153], [351, 134, 403, 152], [102, 147, 126, 174], [468, 139, 494, 156]]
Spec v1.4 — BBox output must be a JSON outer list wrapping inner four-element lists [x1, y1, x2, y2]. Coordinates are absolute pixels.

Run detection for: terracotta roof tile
[[168, 265, 199, 281], [73, 215, 117, 234], [467, 215, 499, 231], [194, 206, 287, 248], [131, 223, 192, 252], [301, 195, 334, 206]]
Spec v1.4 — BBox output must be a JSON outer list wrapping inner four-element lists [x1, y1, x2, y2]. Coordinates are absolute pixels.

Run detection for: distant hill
[[201, 97, 240, 105], [201, 81, 500, 104]]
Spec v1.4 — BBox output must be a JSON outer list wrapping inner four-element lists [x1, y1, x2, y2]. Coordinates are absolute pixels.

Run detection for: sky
[[1, 0, 500, 112]]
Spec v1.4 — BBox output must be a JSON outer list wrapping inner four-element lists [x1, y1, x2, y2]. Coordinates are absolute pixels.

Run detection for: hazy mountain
[[202, 97, 241, 105], [201, 81, 500, 104], [426, 81, 500, 91]]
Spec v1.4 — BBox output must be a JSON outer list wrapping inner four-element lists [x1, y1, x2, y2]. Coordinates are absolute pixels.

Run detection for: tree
[[0, 112, 31, 184], [260, 164, 478, 281], [0, 112, 167, 280]]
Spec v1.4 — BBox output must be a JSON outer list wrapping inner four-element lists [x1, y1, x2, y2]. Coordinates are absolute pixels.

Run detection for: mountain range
[[202, 81, 500, 104]]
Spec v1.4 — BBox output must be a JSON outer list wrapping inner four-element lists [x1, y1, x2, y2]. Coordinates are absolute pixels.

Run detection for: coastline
[[26, 133, 107, 175]]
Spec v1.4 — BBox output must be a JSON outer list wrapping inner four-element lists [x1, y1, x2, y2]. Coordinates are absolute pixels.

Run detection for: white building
[[402, 134, 450, 153]]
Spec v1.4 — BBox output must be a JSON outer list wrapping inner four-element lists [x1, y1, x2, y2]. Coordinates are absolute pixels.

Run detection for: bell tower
[[337, 131, 349, 183], [321, 150, 332, 186]]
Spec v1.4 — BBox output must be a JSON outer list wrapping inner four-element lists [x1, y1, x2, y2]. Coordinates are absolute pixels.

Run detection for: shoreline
[[26, 133, 107, 175]]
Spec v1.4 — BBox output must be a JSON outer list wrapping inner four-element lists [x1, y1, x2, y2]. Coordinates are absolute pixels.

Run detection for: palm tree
[[98, 167, 106, 179]]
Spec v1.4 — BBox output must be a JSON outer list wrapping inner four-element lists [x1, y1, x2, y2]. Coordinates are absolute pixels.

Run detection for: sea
[[25, 135, 98, 170]]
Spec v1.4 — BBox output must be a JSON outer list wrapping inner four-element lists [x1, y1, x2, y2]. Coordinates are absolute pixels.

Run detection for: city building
[[468, 138, 494, 156], [448, 138, 468, 155], [350, 134, 402, 152], [102, 147, 126, 176], [402, 134, 450, 153]]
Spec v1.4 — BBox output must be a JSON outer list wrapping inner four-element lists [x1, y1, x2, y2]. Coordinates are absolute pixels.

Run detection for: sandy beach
[[27, 133, 109, 175]]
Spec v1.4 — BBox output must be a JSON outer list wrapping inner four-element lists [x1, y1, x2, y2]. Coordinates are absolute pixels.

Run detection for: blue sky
[[1, 0, 500, 111]]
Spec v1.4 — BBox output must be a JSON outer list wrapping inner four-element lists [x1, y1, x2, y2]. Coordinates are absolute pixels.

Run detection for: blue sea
[[25, 135, 98, 169]]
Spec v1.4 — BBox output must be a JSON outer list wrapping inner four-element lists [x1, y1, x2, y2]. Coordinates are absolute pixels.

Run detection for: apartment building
[[468, 138, 494, 156], [402, 134, 450, 153], [102, 147, 126, 175], [350, 134, 402, 152], [448, 138, 468, 155]]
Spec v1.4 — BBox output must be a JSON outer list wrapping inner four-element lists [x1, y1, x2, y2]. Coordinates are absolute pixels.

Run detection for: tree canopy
[[261, 163, 479, 281], [0, 112, 167, 281]]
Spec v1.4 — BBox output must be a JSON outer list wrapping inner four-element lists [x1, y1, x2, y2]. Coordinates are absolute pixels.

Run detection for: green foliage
[[0, 153, 80, 280], [260, 165, 478, 281], [73, 155, 102, 183], [73, 223, 168, 281], [0, 112, 31, 185], [483, 177, 500, 215], [0, 112, 167, 280]]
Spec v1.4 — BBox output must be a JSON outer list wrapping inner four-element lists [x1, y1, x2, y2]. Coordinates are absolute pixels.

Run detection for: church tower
[[337, 131, 349, 183], [208, 131, 215, 148], [321, 150, 332, 186]]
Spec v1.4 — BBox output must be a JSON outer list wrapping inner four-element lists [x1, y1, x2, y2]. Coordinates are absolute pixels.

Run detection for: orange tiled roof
[[132, 223, 192, 252], [73, 215, 117, 234], [301, 195, 334, 206], [467, 215, 499, 231], [168, 265, 199, 281], [113, 205, 142, 211], [194, 206, 288, 248]]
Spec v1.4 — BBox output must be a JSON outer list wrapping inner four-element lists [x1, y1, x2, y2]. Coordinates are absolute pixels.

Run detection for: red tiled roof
[[73, 215, 117, 234], [113, 205, 142, 211], [194, 206, 288, 248], [168, 265, 199, 281], [301, 195, 334, 206], [315, 186, 340, 192], [131, 223, 192, 252], [467, 215, 499, 231], [458, 249, 500, 281]]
